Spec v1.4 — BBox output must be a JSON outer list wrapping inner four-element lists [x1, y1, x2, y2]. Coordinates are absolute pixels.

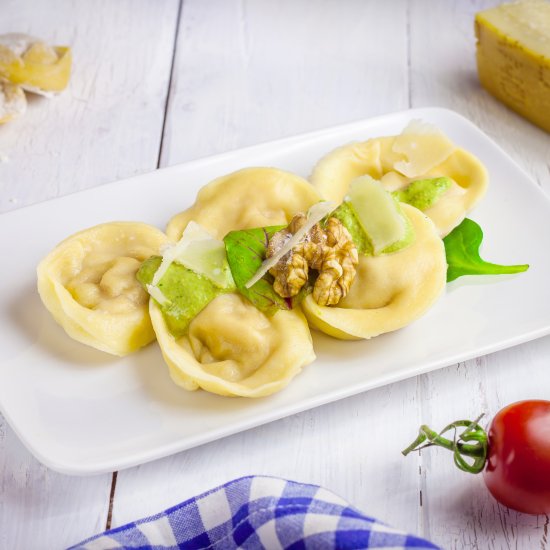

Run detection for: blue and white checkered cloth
[[70, 476, 439, 549]]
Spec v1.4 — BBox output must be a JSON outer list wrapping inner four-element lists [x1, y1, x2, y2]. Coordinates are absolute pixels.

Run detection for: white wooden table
[[1, 1, 549, 548]]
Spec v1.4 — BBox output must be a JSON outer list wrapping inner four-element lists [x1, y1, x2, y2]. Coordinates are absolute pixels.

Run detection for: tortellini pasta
[[0, 33, 72, 93], [310, 134, 488, 237], [166, 167, 321, 240], [301, 204, 447, 340], [36, 122, 489, 398], [37, 222, 168, 356], [150, 293, 316, 397]]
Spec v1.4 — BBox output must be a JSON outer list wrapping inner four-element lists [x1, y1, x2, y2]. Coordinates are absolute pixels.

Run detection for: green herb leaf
[[392, 177, 452, 211], [137, 256, 226, 338], [443, 218, 529, 282], [224, 226, 308, 315]]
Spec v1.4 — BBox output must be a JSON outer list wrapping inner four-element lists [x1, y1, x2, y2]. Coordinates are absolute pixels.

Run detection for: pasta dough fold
[[301, 204, 447, 340], [150, 293, 315, 397], [37, 222, 168, 356], [310, 135, 488, 236], [166, 167, 321, 240]]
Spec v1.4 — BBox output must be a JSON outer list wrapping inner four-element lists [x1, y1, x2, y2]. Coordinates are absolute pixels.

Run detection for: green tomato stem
[[402, 416, 488, 474]]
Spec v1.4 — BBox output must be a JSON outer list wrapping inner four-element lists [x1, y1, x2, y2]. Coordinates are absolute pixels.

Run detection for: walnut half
[[266, 214, 358, 306]]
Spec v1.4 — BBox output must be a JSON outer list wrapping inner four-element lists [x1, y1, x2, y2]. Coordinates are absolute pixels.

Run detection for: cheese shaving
[[393, 119, 455, 178], [152, 221, 212, 286], [146, 283, 170, 306], [245, 201, 336, 289], [348, 176, 406, 255]]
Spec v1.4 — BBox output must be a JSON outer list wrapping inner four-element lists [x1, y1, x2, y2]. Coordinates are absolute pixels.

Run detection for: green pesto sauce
[[331, 201, 372, 255], [136, 256, 227, 338], [392, 177, 452, 211], [331, 200, 414, 256]]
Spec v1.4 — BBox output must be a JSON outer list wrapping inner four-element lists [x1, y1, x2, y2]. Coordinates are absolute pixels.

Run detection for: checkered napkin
[[69, 475, 439, 549]]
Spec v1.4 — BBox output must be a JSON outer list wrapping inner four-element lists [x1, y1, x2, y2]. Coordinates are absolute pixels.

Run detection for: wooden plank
[[0, 0, 180, 213], [409, 1, 550, 547], [0, 416, 111, 549], [110, 378, 423, 535], [0, 0, 180, 548], [409, 0, 550, 194], [160, 0, 410, 166], [112, 0, 426, 540], [417, 342, 550, 550]]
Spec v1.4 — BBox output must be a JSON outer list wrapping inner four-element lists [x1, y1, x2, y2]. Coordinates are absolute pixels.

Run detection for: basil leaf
[[224, 226, 308, 315], [443, 218, 529, 282]]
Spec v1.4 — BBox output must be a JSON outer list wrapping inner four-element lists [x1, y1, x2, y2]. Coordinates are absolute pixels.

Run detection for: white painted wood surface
[[0, 0, 180, 547], [1, 1, 549, 549], [0, 0, 180, 213]]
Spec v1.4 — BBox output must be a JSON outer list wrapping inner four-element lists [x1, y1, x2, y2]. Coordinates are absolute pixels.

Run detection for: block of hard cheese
[[475, 1, 550, 133]]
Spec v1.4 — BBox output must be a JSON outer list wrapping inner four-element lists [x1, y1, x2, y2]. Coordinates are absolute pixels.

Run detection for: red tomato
[[483, 400, 550, 514]]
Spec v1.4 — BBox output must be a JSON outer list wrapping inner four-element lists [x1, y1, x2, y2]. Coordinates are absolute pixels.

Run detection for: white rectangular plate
[[2, 107, 550, 475]]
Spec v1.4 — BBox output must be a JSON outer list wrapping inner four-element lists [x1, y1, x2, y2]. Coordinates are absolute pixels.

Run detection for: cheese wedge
[[475, 1, 550, 133]]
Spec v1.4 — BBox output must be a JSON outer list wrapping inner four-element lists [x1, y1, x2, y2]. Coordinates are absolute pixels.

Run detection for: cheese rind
[[475, 1, 550, 133]]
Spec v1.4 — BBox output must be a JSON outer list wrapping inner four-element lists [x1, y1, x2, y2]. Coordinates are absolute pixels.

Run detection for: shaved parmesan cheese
[[176, 238, 233, 288], [348, 176, 406, 255], [152, 221, 214, 286], [393, 120, 455, 178], [245, 201, 336, 289], [152, 221, 233, 289], [146, 283, 170, 306], [399, 119, 440, 136]]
